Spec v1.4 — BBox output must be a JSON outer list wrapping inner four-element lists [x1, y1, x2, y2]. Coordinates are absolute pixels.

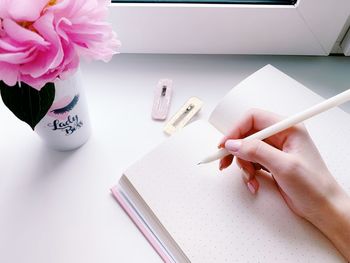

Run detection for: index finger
[[219, 109, 288, 149]]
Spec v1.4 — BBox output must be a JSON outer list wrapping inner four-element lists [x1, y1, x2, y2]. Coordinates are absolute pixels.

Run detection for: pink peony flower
[[0, 0, 121, 90]]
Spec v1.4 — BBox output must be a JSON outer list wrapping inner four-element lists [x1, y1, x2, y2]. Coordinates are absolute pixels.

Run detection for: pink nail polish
[[225, 140, 241, 153], [247, 181, 256, 194]]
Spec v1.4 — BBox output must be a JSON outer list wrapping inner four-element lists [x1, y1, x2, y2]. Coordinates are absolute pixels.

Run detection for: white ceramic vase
[[35, 69, 91, 151]]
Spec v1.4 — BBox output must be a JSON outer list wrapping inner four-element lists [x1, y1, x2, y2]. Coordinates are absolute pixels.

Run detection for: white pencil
[[198, 88, 350, 165]]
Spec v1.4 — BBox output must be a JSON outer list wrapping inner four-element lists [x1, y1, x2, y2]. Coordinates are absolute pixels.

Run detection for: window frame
[[112, 0, 296, 4], [108, 0, 350, 55]]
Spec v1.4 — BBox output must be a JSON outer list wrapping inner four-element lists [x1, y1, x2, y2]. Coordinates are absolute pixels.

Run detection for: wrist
[[318, 188, 350, 232], [311, 185, 350, 260]]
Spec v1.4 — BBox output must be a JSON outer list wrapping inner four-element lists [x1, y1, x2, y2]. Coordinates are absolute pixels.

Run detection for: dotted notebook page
[[126, 121, 345, 262]]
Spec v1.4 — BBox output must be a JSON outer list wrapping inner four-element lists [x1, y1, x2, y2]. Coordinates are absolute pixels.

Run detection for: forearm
[[312, 188, 350, 261]]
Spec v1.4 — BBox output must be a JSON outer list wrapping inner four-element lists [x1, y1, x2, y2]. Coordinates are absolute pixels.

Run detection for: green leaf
[[0, 81, 55, 130]]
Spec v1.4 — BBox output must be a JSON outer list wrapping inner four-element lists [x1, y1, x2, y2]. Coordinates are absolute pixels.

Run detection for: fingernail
[[218, 137, 227, 149], [225, 140, 241, 153], [247, 181, 256, 195], [241, 169, 251, 182]]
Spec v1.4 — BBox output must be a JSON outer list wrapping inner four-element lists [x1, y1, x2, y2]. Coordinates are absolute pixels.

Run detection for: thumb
[[225, 139, 288, 172]]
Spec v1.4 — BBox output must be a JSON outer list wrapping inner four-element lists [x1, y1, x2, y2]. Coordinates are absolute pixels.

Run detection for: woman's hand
[[219, 109, 350, 261]]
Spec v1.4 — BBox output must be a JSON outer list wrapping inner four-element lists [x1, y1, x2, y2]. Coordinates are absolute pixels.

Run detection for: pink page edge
[[110, 186, 172, 263]]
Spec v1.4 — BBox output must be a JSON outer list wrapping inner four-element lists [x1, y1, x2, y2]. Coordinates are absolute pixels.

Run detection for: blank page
[[125, 119, 345, 262]]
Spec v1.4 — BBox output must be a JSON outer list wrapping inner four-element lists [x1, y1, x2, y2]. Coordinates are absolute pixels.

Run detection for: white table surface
[[0, 54, 349, 263]]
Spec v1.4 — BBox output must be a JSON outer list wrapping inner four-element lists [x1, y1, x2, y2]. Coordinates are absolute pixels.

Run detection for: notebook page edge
[[208, 64, 350, 134], [208, 64, 275, 132], [118, 175, 190, 263]]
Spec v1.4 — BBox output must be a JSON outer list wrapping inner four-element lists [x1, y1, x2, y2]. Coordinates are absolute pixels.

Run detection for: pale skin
[[218, 109, 350, 261]]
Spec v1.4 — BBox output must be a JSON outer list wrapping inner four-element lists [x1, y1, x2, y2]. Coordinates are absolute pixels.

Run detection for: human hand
[[219, 109, 350, 260]]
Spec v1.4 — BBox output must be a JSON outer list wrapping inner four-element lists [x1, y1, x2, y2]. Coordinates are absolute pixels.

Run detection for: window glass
[[112, 0, 296, 4]]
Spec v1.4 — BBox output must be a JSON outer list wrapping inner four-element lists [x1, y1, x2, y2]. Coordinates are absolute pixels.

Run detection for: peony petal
[[0, 38, 28, 52], [59, 53, 79, 80], [2, 19, 49, 46], [48, 0, 84, 19], [34, 13, 64, 69], [21, 13, 64, 78], [8, 0, 49, 22], [21, 52, 79, 90], [0, 0, 9, 19], [0, 46, 37, 64], [55, 17, 71, 42], [0, 62, 19, 86]]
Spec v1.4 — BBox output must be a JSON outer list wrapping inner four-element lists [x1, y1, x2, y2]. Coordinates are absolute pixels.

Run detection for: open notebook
[[111, 65, 350, 262]]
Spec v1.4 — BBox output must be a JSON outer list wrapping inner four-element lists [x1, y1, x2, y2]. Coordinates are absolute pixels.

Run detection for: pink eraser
[[152, 79, 173, 121]]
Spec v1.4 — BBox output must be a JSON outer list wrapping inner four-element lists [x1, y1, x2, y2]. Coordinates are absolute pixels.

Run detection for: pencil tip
[[197, 162, 202, 165]]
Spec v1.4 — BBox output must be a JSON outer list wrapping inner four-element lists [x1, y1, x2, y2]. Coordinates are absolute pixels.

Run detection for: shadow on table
[[31, 144, 81, 181]]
